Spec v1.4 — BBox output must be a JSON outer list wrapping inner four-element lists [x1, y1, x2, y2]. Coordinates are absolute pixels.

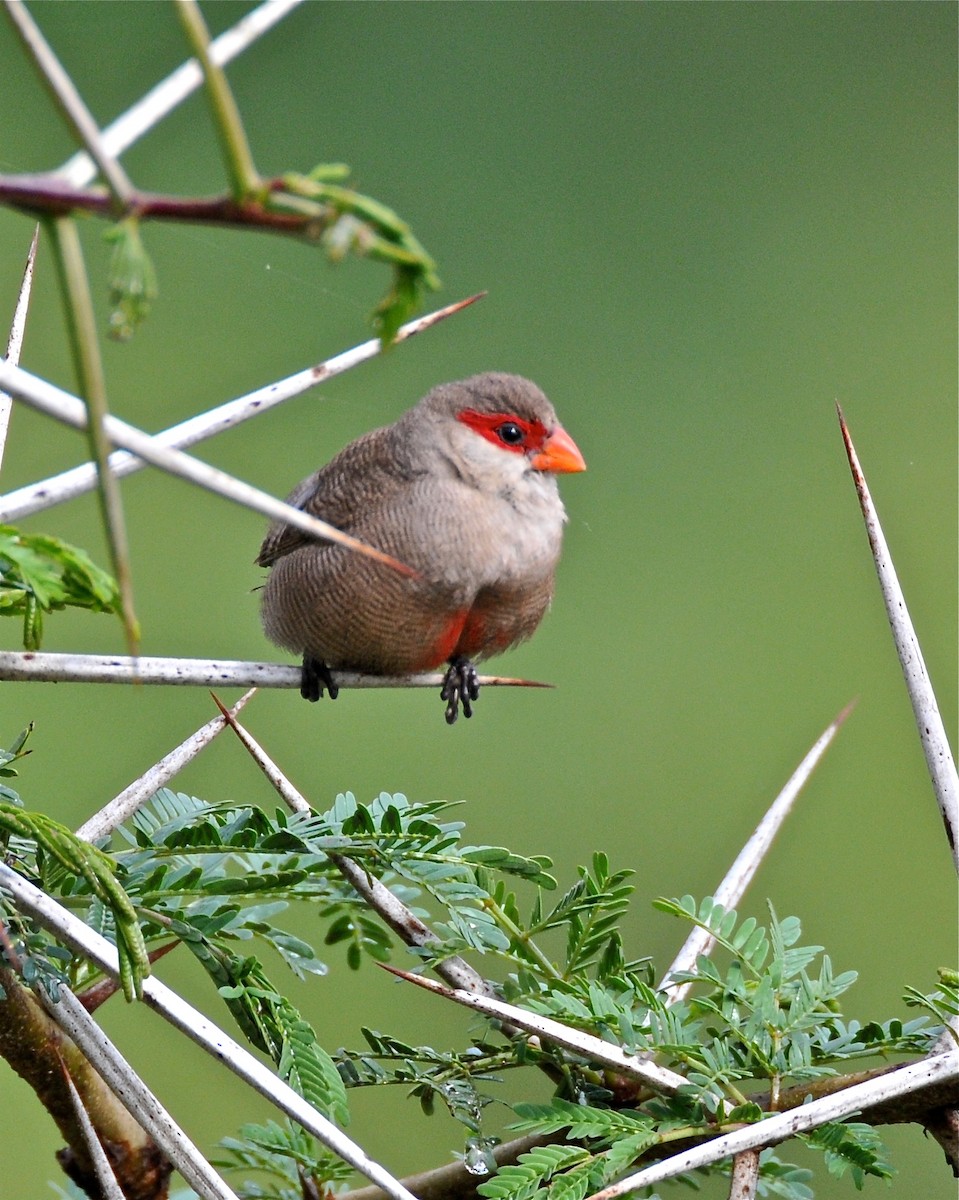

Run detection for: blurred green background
[[0, 2, 955, 1197]]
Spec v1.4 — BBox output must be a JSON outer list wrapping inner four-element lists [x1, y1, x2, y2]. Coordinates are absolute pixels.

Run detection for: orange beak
[[531, 425, 587, 474]]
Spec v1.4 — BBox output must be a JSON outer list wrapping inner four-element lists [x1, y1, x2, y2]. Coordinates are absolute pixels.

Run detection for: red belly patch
[[454, 609, 491, 659], [413, 602, 516, 670], [414, 610, 470, 670]]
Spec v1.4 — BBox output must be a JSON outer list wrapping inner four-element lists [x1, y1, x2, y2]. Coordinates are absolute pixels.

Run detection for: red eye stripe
[[456, 409, 549, 455]]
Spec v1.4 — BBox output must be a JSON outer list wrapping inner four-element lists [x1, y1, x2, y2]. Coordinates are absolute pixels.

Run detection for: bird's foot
[[441, 656, 480, 724], [301, 655, 339, 702]]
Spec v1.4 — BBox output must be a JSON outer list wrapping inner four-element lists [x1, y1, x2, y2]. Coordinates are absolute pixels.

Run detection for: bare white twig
[[69, 1106, 125, 1200], [5, 0, 134, 202], [660, 702, 855, 1000], [40, 983, 239, 1200], [75, 689, 257, 842], [0, 863, 418, 1200], [0, 358, 413, 576], [0, 649, 543, 692], [0, 225, 38, 475], [59, 1066, 127, 1200], [0, 294, 484, 523], [60, 0, 304, 188], [584, 1051, 959, 1200], [381, 966, 688, 1096], [838, 407, 959, 871], [211, 696, 494, 994], [333, 854, 493, 994]]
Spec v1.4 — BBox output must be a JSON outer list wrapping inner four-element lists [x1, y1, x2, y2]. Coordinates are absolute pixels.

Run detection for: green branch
[[44, 218, 139, 654]]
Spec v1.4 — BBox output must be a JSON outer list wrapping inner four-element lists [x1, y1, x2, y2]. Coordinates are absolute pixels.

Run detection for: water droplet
[[464, 1143, 494, 1176]]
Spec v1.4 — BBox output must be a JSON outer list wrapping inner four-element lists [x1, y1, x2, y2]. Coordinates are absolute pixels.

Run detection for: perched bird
[[257, 372, 585, 723]]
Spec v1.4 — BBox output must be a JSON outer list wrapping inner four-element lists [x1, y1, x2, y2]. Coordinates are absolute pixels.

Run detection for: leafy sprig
[[1, 761, 946, 1198], [213, 1119, 355, 1200], [0, 526, 119, 649], [472, 898, 940, 1199], [337, 1026, 517, 1129], [0, 799, 148, 1000], [903, 969, 959, 1041]]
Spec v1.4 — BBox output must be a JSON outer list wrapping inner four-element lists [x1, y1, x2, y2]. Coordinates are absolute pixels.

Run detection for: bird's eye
[[496, 422, 524, 446]]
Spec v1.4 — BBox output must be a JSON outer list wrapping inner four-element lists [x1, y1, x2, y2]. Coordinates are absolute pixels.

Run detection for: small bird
[[257, 372, 585, 723]]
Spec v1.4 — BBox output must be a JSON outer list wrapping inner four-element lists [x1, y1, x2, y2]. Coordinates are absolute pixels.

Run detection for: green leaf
[[213, 1119, 354, 1192], [175, 929, 349, 1124], [105, 216, 158, 340], [727, 1101, 764, 1123], [904, 969, 959, 1034], [0, 801, 148, 1000], [281, 171, 440, 346], [477, 1145, 591, 1200], [277, 1011, 350, 1126], [600, 1128, 658, 1179], [0, 526, 120, 648], [547, 1166, 592, 1200], [462, 846, 556, 887], [802, 1121, 893, 1187]]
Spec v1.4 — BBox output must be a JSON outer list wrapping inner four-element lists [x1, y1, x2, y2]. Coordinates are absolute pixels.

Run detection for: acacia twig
[[58, 1063, 128, 1200], [0, 863, 418, 1200], [728, 1150, 760, 1200], [379, 965, 688, 1097], [340, 1135, 556, 1200], [0, 650, 546, 693], [0, 174, 329, 231], [40, 983, 237, 1200], [46, 216, 140, 654], [583, 1051, 959, 1200], [174, 0, 260, 200]]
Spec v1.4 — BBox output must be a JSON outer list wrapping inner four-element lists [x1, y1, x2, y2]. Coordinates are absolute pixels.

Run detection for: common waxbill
[[257, 372, 585, 723]]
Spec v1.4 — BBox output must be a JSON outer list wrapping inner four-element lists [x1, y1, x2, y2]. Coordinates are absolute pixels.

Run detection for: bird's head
[[404, 373, 586, 487]]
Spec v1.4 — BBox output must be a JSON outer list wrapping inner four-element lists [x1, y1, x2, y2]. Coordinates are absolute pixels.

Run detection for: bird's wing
[[255, 426, 406, 566]]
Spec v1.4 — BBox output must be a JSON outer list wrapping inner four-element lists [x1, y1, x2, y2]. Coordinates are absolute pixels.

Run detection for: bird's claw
[[441, 656, 480, 724], [301, 655, 339, 702]]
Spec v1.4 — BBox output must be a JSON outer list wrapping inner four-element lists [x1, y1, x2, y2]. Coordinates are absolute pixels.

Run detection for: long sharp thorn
[[0, 224, 39, 475], [661, 700, 856, 999], [837, 405, 959, 870]]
